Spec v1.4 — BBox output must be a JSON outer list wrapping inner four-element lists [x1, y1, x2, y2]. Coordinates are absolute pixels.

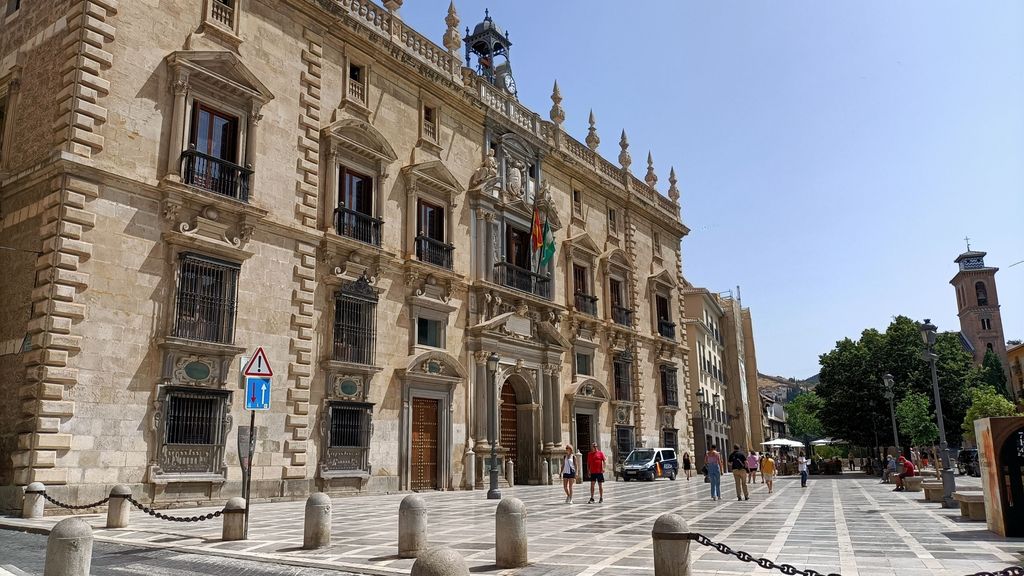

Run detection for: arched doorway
[[499, 374, 536, 485], [999, 426, 1024, 536], [501, 386, 518, 469]]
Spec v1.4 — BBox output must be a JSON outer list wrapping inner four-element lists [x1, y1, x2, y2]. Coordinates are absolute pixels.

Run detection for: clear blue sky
[[401, 1, 1024, 379]]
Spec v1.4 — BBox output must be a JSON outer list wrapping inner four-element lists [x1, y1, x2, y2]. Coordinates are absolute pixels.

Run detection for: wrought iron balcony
[[658, 319, 676, 339], [612, 305, 633, 326], [493, 261, 551, 300], [415, 235, 453, 270], [335, 206, 383, 247], [574, 293, 598, 316], [180, 147, 252, 202]]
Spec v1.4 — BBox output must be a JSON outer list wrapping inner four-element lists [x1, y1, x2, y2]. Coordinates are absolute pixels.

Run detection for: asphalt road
[[0, 529, 358, 575]]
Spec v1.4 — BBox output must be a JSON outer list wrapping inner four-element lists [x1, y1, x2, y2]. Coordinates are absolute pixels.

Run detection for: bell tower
[[950, 244, 1009, 369], [464, 9, 517, 98]]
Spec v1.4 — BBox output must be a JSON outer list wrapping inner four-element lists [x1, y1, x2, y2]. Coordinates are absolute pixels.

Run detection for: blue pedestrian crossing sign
[[245, 376, 272, 411]]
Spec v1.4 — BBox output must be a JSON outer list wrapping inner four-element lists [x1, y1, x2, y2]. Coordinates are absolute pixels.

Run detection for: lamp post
[[882, 373, 900, 456], [919, 319, 957, 508], [486, 352, 501, 500]]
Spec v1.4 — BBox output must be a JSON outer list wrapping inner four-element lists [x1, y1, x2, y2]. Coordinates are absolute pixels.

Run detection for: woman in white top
[[798, 451, 808, 488], [562, 444, 577, 504]]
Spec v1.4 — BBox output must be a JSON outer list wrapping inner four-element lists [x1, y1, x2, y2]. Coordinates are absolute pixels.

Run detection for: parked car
[[621, 448, 678, 481], [956, 448, 980, 477]]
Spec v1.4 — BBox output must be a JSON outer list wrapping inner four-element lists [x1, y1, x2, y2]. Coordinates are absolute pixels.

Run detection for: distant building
[[1007, 343, 1024, 402], [682, 281, 727, 466], [950, 248, 1011, 397], [718, 294, 763, 451], [759, 389, 788, 442]]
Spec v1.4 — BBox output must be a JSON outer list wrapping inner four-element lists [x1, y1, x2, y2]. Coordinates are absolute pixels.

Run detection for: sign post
[[241, 347, 273, 539]]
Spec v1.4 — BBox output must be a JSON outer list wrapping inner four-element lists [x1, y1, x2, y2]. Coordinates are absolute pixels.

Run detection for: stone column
[[540, 365, 553, 450], [244, 103, 262, 184], [166, 71, 189, 177], [473, 354, 489, 448], [551, 372, 563, 447]]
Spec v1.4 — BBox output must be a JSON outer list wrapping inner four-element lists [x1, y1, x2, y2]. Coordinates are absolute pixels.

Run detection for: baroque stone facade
[[0, 0, 691, 507]]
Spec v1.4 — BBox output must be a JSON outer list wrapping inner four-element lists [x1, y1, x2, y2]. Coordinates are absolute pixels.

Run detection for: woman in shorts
[[562, 444, 576, 504], [746, 451, 759, 484], [682, 452, 693, 480]]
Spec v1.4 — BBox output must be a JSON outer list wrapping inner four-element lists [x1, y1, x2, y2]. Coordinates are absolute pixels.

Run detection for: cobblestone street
[[4, 473, 1022, 575]]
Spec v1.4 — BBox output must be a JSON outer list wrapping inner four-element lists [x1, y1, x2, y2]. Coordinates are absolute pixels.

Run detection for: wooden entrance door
[[411, 398, 439, 491], [576, 413, 592, 479], [500, 386, 518, 466], [1000, 427, 1024, 536]]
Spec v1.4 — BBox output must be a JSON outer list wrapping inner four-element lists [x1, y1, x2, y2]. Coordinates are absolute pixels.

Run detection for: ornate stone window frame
[[400, 160, 461, 269], [0, 65, 20, 174], [321, 118, 398, 234], [647, 269, 678, 339], [565, 232, 600, 317], [317, 373, 374, 480], [339, 47, 373, 121], [418, 94, 442, 153], [600, 247, 633, 328]]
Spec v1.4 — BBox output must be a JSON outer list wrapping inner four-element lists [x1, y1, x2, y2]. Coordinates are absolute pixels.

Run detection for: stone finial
[[585, 110, 600, 151], [549, 80, 565, 127], [645, 151, 658, 187], [618, 130, 631, 171], [668, 166, 680, 202], [383, 0, 403, 12], [444, 1, 462, 53]]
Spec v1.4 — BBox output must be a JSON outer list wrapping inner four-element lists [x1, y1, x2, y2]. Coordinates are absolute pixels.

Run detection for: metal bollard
[[410, 546, 469, 576], [106, 485, 132, 528], [652, 513, 692, 576], [23, 482, 45, 519], [44, 517, 93, 576], [302, 493, 332, 549], [398, 494, 427, 558], [505, 458, 515, 486], [495, 497, 527, 568], [222, 497, 247, 541]]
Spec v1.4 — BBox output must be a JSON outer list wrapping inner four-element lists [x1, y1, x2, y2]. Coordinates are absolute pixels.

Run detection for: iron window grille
[[613, 352, 632, 402], [161, 387, 229, 475], [323, 402, 372, 473], [615, 426, 634, 463], [333, 276, 378, 365], [660, 366, 679, 407], [173, 254, 239, 344], [663, 429, 678, 450]]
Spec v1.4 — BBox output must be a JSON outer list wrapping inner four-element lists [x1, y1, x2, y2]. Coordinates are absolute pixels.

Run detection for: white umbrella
[[762, 439, 805, 447]]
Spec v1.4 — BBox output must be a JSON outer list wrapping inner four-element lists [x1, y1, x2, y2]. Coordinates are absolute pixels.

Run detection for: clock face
[[503, 74, 517, 94]]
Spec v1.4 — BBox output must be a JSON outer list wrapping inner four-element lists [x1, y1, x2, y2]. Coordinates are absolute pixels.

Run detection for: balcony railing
[[415, 235, 453, 270], [335, 206, 382, 247], [574, 293, 598, 316], [348, 80, 365, 103], [423, 121, 437, 142], [180, 147, 251, 202], [493, 261, 550, 300], [211, 0, 234, 26], [612, 305, 633, 326], [658, 319, 676, 339]]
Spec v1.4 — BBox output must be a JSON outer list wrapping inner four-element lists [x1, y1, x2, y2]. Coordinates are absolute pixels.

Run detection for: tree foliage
[[981, 350, 1010, 400], [895, 392, 939, 446], [815, 316, 982, 448], [786, 392, 824, 441], [961, 385, 1019, 441]]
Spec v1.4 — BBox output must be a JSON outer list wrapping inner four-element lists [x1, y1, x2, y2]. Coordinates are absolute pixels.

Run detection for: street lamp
[[486, 352, 501, 500], [919, 319, 957, 508], [882, 373, 900, 456]]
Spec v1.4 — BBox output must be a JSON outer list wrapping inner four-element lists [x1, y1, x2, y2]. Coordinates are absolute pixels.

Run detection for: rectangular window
[[417, 317, 444, 348], [615, 426, 635, 462], [607, 208, 617, 234], [653, 232, 662, 256], [660, 366, 679, 407], [506, 225, 532, 269], [166, 392, 223, 445], [416, 199, 451, 268], [348, 63, 365, 102], [575, 352, 592, 376], [173, 254, 239, 344], [184, 102, 247, 199], [572, 264, 589, 295], [329, 404, 370, 448], [190, 103, 238, 162], [423, 106, 437, 141], [656, 294, 671, 322], [613, 356, 632, 401], [0, 90, 8, 160], [663, 429, 678, 450], [6, 0, 20, 16], [336, 167, 380, 246], [417, 199, 445, 241], [333, 279, 378, 365], [572, 189, 582, 215]]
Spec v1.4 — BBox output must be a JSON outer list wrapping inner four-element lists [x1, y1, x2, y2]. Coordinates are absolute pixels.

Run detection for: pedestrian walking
[[759, 451, 769, 483], [761, 453, 776, 493], [847, 452, 855, 471], [797, 450, 809, 488], [705, 445, 723, 501], [587, 442, 606, 503], [562, 444, 576, 504], [729, 445, 750, 501], [682, 452, 692, 480], [746, 450, 759, 484]]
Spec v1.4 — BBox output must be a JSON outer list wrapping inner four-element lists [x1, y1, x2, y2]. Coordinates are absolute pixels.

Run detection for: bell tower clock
[[464, 9, 517, 98], [950, 244, 1010, 376]]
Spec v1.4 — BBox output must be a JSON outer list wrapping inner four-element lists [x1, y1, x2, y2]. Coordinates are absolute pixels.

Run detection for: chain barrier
[[690, 533, 1024, 576], [40, 492, 109, 510], [125, 496, 223, 523]]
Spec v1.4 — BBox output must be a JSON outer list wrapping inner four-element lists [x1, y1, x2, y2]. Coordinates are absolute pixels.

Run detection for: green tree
[[786, 391, 824, 441], [981, 349, 1010, 400], [895, 392, 938, 447], [961, 386, 1018, 441]]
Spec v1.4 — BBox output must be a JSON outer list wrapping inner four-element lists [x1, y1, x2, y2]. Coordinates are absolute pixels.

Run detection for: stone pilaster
[[14, 175, 98, 485], [296, 27, 323, 230], [54, 0, 118, 159], [622, 209, 645, 444]]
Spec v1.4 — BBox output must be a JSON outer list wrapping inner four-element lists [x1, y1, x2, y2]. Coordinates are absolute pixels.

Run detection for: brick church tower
[[950, 247, 1009, 370]]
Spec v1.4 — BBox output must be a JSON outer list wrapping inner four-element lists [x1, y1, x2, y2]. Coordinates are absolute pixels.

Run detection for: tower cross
[[964, 236, 971, 251]]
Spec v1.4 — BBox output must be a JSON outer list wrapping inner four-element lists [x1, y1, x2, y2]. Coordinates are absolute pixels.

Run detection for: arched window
[[975, 281, 988, 306]]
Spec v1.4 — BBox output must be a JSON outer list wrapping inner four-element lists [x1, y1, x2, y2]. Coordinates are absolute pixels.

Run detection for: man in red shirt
[[894, 456, 916, 491], [588, 442, 607, 503]]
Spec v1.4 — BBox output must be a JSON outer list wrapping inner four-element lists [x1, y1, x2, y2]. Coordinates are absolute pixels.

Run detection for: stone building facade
[[681, 280, 726, 468], [719, 294, 763, 451], [0, 0, 691, 507]]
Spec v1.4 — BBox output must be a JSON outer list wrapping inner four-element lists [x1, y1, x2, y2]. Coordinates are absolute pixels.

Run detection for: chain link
[[690, 533, 1024, 576], [125, 496, 223, 523], [41, 493, 110, 510]]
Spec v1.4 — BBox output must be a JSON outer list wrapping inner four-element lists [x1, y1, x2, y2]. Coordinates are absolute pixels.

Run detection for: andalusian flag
[[539, 218, 555, 266], [530, 206, 543, 252]]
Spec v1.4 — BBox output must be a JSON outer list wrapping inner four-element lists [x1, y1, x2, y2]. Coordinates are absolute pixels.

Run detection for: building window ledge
[[148, 471, 227, 485]]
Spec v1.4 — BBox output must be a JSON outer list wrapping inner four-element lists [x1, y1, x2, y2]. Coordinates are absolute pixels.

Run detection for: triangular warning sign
[[243, 346, 273, 377]]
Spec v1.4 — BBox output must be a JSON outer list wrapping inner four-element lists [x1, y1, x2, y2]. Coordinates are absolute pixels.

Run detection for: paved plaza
[[3, 473, 1022, 576]]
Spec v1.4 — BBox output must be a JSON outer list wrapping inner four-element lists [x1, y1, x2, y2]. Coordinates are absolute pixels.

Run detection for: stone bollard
[[463, 450, 476, 490], [106, 485, 132, 528], [505, 458, 515, 486], [495, 497, 527, 568], [410, 546, 469, 576], [222, 497, 247, 541], [652, 513, 692, 576], [398, 494, 428, 558], [44, 517, 93, 576], [23, 482, 45, 519], [302, 493, 332, 549]]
